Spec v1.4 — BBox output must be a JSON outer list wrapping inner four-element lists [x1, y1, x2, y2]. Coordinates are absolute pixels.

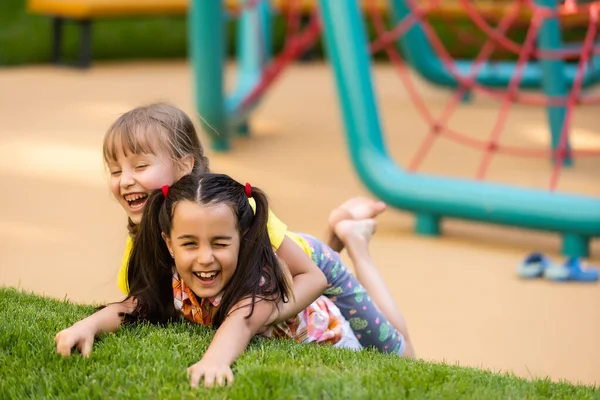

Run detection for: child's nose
[[196, 247, 215, 265], [119, 170, 135, 188]]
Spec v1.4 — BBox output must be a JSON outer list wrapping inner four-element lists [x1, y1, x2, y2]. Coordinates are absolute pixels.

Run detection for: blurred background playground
[[1, 0, 599, 389]]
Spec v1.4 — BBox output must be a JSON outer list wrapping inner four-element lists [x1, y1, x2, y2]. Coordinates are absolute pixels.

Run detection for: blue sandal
[[518, 252, 553, 279], [543, 257, 599, 282]]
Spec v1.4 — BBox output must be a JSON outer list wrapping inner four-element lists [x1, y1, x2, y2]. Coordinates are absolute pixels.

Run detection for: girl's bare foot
[[334, 219, 377, 252], [327, 197, 386, 252]]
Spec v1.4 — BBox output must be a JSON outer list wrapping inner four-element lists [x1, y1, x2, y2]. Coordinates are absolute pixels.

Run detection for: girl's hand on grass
[[187, 358, 234, 388], [54, 322, 96, 357]]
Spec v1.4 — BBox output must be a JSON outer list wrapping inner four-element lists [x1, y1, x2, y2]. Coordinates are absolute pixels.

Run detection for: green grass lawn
[[1, 287, 598, 399]]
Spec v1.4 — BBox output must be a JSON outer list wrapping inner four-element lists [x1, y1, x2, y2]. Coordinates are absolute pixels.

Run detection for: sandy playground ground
[[0, 60, 598, 387]]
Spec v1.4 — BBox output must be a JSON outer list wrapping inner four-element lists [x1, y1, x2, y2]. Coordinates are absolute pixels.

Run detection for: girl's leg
[[299, 233, 408, 356], [325, 197, 386, 252], [335, 219, 415, 358]]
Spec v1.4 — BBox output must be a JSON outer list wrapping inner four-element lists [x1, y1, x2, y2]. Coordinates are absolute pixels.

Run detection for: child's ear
[[176, 155, 194, 178], [161, 232, 174, 258]]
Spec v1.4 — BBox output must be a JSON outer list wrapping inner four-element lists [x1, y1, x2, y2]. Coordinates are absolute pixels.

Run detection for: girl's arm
[[271, 236, 327, 323], [55, 298, 135, 357], [187, 297, 275, 388]]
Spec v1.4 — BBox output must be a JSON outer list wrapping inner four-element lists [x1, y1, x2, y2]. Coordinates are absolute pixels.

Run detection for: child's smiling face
[[107, 148, 179, 225], [163, 200, 241, 300]]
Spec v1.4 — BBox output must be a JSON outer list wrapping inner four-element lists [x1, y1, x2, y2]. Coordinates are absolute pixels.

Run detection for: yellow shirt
[[117, 198, 312, 295]]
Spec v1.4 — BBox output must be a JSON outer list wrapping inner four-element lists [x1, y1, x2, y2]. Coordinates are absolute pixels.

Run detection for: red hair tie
[[162, 185, 170, 198], [245, 183, 252, 198]]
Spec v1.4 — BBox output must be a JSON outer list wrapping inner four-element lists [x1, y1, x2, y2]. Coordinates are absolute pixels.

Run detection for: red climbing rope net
[[234, 0, 600, 191]]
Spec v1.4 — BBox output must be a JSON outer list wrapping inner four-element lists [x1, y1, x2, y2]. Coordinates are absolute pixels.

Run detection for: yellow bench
[[27, 0, 189, 67]]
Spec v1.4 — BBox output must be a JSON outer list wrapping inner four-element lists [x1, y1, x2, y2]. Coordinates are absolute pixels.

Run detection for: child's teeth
[[125, 193, 147, 201], [199, 272, 216, 278]]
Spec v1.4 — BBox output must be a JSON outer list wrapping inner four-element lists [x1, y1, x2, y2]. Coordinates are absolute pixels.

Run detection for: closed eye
[[135, 164, 148, 170], [213, 243, 229, 248], [182, 242, 197, 247], [110, 170, 121, 176]]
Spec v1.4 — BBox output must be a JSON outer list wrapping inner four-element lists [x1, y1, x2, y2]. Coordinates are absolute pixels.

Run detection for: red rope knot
[[506, 90, 518, 102], [555, 147, 569, 159], [487, 141, 498, 152], [285, 38, 301, 54], [432, 122, 442, 134]]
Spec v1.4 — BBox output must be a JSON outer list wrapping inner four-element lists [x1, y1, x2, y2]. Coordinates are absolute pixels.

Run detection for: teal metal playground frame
[[189, 0, 600, 257], [189, 0, 272, 151]]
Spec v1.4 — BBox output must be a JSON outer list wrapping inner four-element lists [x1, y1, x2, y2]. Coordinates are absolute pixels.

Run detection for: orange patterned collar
[[172, 270, 222, 325]]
